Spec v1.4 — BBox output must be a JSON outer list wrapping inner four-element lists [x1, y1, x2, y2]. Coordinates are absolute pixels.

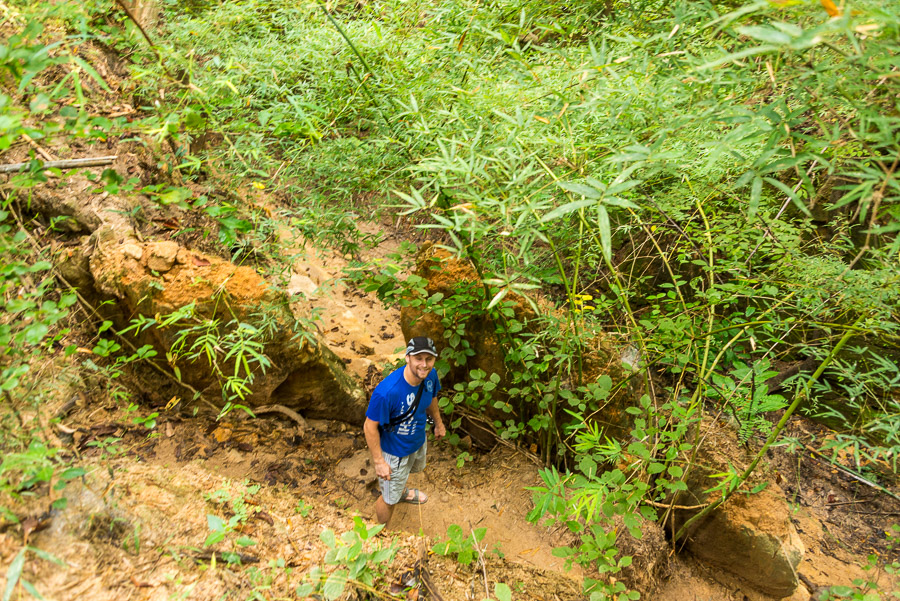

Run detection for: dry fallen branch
[[0, 155, 117, 173], [416, 540, 445, 601]]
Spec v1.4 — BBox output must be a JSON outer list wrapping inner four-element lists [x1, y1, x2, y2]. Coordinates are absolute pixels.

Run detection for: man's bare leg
[[375, 496, 395, 525]]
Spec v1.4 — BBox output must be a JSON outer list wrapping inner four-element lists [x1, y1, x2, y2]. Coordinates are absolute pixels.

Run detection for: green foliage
[[203, 480, 261, 552], [0, 215, 76, 393], [2, 545, 65, 601], [0, 441, 87, 519], [432, 523, 487, 566], [294, 498, 313, 518], [709, 359, 787, 442], [295, 517, 396, 600], [3, 0, 900, 597], [119, 298, 315, 419]]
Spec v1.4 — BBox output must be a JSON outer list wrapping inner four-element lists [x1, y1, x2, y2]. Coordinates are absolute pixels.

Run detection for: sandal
[[400, 488, 428, 504]]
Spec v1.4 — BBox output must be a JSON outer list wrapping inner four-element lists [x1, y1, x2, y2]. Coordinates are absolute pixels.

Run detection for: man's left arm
[[426, 397, 446, 438]]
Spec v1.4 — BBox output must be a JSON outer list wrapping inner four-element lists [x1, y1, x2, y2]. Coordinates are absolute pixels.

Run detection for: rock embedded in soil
[[145, 240, 179, 272], [89, 234, 367, 421], [670, 418, 804, 597], [685, 486, 805, 598], [35, 178, 372, 424]]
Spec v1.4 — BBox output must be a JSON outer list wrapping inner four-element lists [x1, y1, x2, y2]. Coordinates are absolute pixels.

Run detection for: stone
[[89, 231, 368, 423], [146, 240, 179, 272], [685, 486, 804, 597], [287, 273, 318, 297], [670, 418, 804, 597], [121, 243, 143, 261]]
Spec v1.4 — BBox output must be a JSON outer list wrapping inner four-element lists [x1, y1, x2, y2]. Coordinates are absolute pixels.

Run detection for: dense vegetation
[[1, 0, 898, 599]]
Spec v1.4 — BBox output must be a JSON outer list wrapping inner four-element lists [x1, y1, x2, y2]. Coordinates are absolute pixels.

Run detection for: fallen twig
[[0, 155, 117, 173], [20, 133, 55, 162], [252, 404, 307, 434], [803, 444, 900, 503], [416, 540, 445, 601], [468, 520, 490, 600]]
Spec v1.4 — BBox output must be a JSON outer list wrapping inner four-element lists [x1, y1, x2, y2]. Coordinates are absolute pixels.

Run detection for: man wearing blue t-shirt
[[364, 336, 446, 525]]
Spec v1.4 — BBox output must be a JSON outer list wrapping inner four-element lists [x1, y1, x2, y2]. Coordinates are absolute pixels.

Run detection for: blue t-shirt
[[366, 366, 441, 458]]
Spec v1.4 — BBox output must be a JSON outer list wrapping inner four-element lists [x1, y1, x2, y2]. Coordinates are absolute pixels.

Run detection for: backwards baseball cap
[[406, 336, 437, 357]]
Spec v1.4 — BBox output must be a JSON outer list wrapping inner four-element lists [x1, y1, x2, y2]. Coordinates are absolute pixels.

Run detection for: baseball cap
[[406, 336, 437, 356]]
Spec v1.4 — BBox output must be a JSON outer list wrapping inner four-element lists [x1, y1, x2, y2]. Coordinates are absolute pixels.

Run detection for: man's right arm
[[364, 418, 391, 480]]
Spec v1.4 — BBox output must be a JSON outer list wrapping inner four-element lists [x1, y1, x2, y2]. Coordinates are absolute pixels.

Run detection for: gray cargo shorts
[[378, 440, 427, 505]]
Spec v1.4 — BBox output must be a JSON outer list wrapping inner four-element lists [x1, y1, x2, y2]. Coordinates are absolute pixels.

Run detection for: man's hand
[[374, 459, 391, 480], [433, 420, 446, 439]]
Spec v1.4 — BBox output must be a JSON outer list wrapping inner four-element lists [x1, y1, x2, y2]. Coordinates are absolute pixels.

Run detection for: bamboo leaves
[[548, 166, 641, 262]]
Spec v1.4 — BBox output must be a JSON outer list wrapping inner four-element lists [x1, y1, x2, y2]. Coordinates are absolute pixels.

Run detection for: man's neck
[[403, 365, 424, 387]]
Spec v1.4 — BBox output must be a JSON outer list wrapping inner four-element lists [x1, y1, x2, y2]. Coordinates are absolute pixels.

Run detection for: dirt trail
[[272, 215, 577, 573]]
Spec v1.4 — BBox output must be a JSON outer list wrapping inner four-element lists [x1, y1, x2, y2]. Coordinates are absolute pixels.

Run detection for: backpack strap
[[386, 381, 426, 431]]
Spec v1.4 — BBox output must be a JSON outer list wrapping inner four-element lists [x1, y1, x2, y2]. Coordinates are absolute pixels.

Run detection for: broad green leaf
[[23, 323, 49, 345], [749, 175, 762, 219], [495, 582, 512, 601], [295, 583, 314, 596], [27, 547, 64, 566], [207, 514, 224, 532], [71, 56, 110, 91], [204, 531, 224, 547], [763, 177, 811, 217], [3, 548, 26, 601], [158, 187, 192, 206], [60, 467, 86, 481], [704, 0, 768, 32], [487, 287, 508, 310], [320, 529, 336, 549], [21, 580, 44, 600], [605, 179, 640, 196], [603, 196, 639, 209], [697, 45, 778, 70], [323, 569, 347, 600], [827, 586, 854, 596]]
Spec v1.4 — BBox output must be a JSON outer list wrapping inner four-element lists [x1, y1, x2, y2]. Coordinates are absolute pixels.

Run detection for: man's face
[[406, 352, 436, 381]]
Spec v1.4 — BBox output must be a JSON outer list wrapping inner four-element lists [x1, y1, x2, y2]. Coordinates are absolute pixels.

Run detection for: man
[[364, 336, 446, 526]]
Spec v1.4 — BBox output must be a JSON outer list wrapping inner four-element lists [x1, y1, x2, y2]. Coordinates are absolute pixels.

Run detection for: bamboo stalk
[[0, 155, 117, 173], [674, 318, 862, 542]]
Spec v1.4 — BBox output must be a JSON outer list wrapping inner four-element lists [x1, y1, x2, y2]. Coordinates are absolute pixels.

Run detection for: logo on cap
[[406, 336, 437, 356]]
